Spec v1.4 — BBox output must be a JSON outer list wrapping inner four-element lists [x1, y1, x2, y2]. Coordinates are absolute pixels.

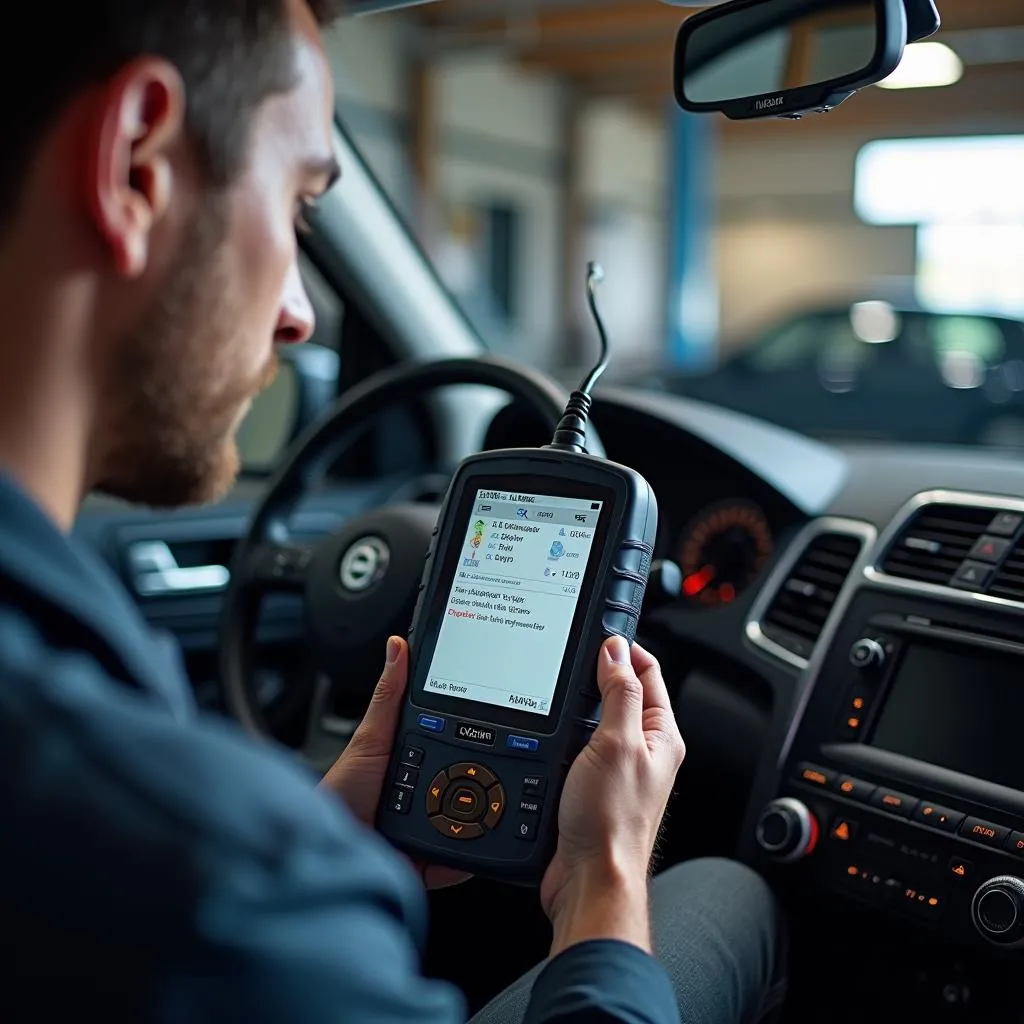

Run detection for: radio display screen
[[870, 643, 1024, 792]]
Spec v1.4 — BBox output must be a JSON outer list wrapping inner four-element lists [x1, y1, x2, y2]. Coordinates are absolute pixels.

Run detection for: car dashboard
[[73, 383, 1024, 966]]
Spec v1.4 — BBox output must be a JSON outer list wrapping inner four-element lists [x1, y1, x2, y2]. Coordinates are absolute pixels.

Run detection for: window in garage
[[855, 135, 1024, 317]]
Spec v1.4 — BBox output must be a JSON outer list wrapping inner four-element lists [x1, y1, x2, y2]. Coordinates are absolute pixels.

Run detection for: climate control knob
[[849, 637, 886, 671], [972, 876, 1024, 946], [755, 798, 819, 862]]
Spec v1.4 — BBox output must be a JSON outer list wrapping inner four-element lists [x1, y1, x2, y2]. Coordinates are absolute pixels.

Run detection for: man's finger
[[630, 643, 673, 714], [594, 635, 644, 738], [351, 636, 408, 744]]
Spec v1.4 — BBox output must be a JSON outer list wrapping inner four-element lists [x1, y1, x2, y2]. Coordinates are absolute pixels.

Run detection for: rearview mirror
[[674, 0, 908, 120]]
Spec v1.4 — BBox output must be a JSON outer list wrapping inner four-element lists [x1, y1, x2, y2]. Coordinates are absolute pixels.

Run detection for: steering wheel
[[219, 356, 605, 771]]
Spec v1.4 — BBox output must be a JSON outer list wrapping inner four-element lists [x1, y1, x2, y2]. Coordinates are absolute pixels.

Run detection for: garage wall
[[321, 16, 924, 370], [577, 102, 668, 369], [714, 132, 917, 347], [433, 56, 566, 368], [322, 17, 668, 371]]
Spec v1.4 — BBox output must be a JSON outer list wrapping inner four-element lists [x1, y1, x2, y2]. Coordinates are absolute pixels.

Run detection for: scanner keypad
[[426, 762, 507, 840]]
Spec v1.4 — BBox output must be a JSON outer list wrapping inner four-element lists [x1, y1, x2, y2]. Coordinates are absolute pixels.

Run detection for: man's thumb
[[360, 636, 409, 735], [594, 635, 643, 737]]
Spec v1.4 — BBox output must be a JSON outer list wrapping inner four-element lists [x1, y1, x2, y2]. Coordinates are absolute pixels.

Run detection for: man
[[0, 1, 785, 1021]]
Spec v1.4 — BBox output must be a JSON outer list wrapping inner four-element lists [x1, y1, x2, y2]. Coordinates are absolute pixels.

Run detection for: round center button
[[849, 637, 885, 670], [978, 889, 1019, 935], [444, 782, 485, 821], [971, 875, 1024, 945]]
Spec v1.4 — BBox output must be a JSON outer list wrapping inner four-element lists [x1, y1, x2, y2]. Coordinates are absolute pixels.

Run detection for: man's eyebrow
[[304, 155, 342, 193]]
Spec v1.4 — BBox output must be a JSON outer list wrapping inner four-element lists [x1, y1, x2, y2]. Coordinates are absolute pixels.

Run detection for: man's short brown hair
[[0, 1, 344, 226]]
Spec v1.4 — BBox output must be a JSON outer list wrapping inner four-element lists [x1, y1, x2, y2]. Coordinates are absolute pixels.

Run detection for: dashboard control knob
[[755, 797, 819, 863], [849, 637, 886, 671], [972, 876, 1024, 946]]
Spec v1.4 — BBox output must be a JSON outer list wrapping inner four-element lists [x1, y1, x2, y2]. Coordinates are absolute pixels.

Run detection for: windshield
[[326, 3, 1024, 450]]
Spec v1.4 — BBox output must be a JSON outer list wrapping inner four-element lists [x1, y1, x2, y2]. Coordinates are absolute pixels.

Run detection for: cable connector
[[545, 262, 609, 455], [547, 390, 593, 454]]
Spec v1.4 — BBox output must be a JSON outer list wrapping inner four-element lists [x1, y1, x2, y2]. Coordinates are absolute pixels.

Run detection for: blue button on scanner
[[507, 734, 539, 752], [418, 714, 445, 733]]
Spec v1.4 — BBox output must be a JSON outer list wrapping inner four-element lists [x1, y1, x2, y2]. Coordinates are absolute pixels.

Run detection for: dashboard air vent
[[988, 539, 1024, 602], [760, 532, 864, 659], [879, 504, 993, 585]]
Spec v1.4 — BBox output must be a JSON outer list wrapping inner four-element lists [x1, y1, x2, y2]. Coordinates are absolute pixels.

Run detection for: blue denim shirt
[[0, 474, 678, 1023]]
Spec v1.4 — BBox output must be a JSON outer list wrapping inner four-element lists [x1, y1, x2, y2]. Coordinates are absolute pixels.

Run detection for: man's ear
[[84, 58, 186, 279]]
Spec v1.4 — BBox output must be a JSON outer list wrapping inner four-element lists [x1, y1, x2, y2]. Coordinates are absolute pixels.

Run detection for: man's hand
[[541, 636, 685, 956], [319, 636, 471, 890]]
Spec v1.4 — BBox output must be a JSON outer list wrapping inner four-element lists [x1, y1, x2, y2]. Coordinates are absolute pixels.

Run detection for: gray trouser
[[470, 857, 787, 1024]]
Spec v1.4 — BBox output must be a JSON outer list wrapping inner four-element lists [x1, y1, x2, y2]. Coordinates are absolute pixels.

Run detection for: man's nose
[[275, 262, 315, 345]]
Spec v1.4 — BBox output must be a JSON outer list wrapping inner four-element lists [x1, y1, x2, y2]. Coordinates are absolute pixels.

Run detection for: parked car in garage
[[636, 300, 1024, 447]]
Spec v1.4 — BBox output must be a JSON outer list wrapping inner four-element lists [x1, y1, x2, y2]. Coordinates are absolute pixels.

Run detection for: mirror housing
[[903, 0, 941, 44], [674, 0, 909, 121]]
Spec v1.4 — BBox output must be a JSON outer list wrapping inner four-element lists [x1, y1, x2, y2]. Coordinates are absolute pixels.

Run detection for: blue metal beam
[[666, 104, 719, 371]]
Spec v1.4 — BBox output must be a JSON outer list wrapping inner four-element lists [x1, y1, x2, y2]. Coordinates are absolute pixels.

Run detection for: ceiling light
[[877, 42, 963, 89]]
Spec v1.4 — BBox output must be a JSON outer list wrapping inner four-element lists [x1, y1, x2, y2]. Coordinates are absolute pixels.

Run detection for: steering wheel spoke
[[300, 674, 360, 775], [247, 542, 314, 592]]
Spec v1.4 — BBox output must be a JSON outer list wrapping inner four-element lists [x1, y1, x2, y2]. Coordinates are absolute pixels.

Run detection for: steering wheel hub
[[338, 535, 391, 592], [306, 504, 438, 661]]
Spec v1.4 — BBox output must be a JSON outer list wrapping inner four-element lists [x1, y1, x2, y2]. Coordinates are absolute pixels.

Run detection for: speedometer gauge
[[678, 500, 774, 606]]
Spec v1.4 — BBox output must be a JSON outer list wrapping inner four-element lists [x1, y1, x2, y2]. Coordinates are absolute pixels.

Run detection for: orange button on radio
[[912, 802, 964, 833], [959, 816, 1009, 847], [869, 788, 918, 818], [947, 857, 974, 882], [830, 819, 857, 843], [1006, 831, 1024, 857], [833, 776, 876, 803], [796, 763, 834, 788]]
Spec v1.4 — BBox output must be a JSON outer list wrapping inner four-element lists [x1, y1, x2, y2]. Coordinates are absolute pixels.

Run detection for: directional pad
[[426, 762, 505, 840]]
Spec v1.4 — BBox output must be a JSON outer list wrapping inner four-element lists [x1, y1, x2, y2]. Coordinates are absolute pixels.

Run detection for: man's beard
[[94, 196, 279, 509]]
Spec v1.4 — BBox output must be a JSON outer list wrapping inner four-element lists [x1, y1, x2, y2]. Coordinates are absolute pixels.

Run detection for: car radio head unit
[[750, 570, 1024, 952]]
